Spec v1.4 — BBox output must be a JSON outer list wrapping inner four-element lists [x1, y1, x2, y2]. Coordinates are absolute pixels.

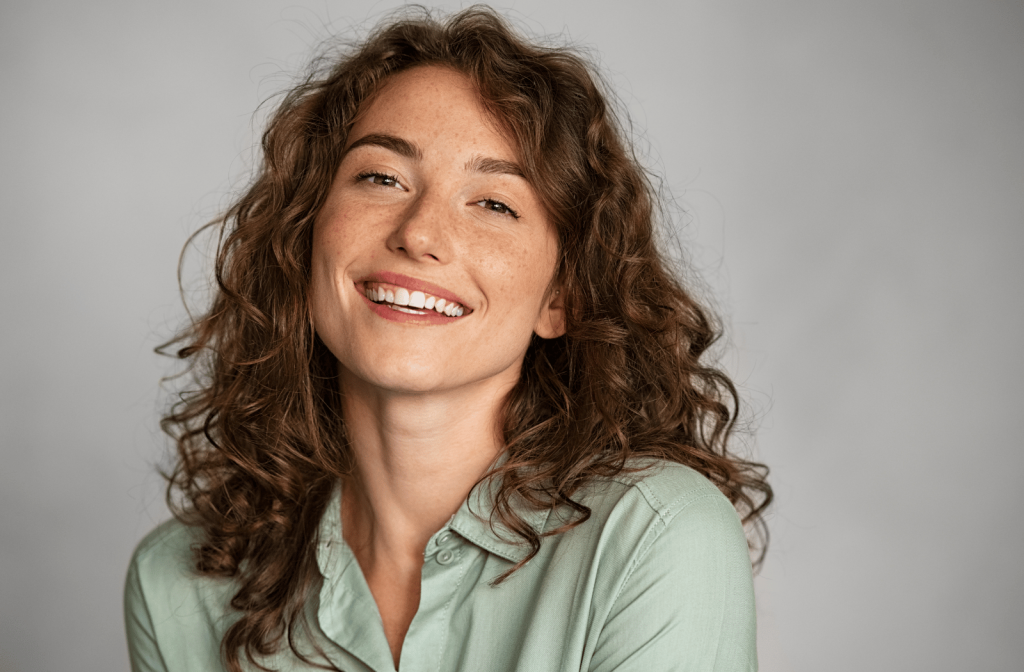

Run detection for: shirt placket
[[398, 527, 469, 672], [316, 537, 396, 672]]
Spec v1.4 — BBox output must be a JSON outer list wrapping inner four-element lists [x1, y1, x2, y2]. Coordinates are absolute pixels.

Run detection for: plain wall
[[1, 1, 1021, 670]]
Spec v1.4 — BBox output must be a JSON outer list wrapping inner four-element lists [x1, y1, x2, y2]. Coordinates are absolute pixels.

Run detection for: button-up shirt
[[125, 461, 757, 671]]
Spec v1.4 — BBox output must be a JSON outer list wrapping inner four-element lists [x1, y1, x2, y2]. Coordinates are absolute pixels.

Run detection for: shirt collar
[[316, 467, 552, 568], [315, 485, 345, 578], [448, 471, 552, 564]]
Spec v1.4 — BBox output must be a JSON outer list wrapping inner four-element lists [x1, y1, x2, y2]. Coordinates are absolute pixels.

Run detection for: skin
[[310, 65, 565, 666]]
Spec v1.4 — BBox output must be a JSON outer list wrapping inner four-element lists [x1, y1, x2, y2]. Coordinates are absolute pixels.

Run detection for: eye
[[356, 171, 405, 190], [475, 199, 520, 219]]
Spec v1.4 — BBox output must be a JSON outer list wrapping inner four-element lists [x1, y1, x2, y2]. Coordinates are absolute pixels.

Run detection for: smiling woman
[[311, 67, 564, 400], [124, 6, 772, 672]]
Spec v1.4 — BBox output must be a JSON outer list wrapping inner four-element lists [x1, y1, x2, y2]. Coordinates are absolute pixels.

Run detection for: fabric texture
[[124, 461, 757, 671]]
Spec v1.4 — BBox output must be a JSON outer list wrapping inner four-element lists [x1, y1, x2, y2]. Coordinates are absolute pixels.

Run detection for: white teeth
[[366, 284, 466, 317]]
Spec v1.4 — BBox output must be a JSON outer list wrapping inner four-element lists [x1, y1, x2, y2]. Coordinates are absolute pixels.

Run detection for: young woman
[[124, 7, 772, 672]]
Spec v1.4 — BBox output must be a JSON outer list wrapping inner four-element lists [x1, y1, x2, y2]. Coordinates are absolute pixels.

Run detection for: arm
[[588, 492, 758, 672]]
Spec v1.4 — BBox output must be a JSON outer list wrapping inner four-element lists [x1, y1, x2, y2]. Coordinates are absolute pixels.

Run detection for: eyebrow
[[343, 133, 422, 160], [466, 155, 525, 179], [343, 133, 526, 179]]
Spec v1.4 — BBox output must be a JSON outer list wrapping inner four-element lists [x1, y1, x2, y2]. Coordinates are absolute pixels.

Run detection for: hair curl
[[161, 6, 772, 671]]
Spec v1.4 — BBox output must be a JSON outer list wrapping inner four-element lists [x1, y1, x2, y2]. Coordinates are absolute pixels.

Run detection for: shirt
[[124, 460, 757, 671]]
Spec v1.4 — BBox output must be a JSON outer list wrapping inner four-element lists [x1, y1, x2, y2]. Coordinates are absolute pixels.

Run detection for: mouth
[[364, 282, 467, 316], [359, 279, 472, 318]]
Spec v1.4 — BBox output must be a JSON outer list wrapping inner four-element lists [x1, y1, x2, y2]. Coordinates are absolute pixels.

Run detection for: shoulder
[[127, 516, 237, 613], [129, 517, 199, 578], [127, 518, 221, 604], [565, 462, 758, 671], [539, 460, 751, 590], [548, 461, 754, 610], [615, 459, 732, 514], [125, 518, 237, 671], [574, 460, 747, 546]]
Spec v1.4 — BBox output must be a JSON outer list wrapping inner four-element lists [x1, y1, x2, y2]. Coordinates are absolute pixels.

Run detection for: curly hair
[[161, 6, 772, 671]]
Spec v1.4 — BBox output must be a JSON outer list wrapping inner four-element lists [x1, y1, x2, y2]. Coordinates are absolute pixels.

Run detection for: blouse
[[124, 460, 757, 671]]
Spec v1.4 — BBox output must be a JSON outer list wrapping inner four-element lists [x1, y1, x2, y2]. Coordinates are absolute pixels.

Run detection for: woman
[[125, 7, 772, 672]]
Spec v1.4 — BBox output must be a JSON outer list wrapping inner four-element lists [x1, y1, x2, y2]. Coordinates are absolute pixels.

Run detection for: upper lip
[[357, 271, 471, 308]]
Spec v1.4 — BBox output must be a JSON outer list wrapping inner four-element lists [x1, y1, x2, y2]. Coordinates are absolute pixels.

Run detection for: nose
[[386, 189, 452, 263]]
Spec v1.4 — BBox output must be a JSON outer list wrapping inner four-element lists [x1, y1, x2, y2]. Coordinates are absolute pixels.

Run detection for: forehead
[[346, 66, 516, 159]]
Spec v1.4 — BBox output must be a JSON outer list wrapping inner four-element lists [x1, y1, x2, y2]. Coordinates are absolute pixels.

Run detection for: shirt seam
[[608, 492, 723, 611]]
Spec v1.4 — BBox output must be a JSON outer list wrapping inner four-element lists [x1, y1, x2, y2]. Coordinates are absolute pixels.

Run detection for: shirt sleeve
[[587, 490, 758, 672], [124, 551, 170, 672]]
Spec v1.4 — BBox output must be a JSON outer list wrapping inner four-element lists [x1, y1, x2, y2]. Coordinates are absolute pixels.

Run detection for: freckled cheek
[[317, 211, 381, 267], [484, 248, 553, 313]]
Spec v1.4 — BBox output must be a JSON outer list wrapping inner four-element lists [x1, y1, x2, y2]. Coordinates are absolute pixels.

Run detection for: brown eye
[[357, 172, 404, 190], [475, 199, 520, 219]]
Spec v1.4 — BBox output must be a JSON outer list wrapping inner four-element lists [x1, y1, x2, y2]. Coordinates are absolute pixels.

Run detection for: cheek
[[474, 230, 559, 315], [511, 229, 559, 294], [309, 265, 340, 350], [309, 220, 354, 340], [311, 207, 377, 283], [314, 211, 352, 262], [310, 224, 337, 298]]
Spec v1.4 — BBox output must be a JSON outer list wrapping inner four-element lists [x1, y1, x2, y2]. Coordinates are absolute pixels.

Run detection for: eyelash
[[356, 171, 403, 189], [355, 171, 520, 219], [475, 199, 520, 219]]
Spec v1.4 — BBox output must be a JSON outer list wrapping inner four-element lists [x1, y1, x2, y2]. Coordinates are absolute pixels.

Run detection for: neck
[[338, 368, 514, 564]]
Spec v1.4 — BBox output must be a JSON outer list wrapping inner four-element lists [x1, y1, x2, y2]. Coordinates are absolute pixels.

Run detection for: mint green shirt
[[124, 461, 757, 671]]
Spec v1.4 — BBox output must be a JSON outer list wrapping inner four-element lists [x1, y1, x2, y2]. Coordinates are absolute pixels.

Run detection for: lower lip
[[359, 291, 465, 325]]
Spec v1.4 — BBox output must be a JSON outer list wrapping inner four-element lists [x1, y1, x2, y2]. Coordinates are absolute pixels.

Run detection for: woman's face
[[311, 66, 563, 397]]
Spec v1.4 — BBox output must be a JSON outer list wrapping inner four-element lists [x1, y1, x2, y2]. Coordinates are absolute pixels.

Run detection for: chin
[[341, 358, 454, 395]]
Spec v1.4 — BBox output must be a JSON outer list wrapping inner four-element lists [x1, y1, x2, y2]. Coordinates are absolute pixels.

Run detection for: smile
[[364, 282, 469, 317]]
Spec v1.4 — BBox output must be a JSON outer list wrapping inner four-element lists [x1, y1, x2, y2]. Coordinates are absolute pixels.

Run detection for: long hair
[[161, 6, 772, 671]]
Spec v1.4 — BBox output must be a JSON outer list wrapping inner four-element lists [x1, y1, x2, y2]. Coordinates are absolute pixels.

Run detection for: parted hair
[[162, 5, 772, 671]]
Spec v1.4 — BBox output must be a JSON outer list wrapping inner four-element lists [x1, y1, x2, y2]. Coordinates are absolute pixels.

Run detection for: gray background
[[2, 0, 1021, 670]]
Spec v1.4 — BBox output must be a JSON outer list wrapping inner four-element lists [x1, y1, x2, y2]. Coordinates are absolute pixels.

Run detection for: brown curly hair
[[161, 6, 772, 671]]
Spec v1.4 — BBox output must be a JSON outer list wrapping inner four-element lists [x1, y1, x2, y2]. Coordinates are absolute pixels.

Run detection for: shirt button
[[437, 531, 453, 545], [437, 549, 454, 565]]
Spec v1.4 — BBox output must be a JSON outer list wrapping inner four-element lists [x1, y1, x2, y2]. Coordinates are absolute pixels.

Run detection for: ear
[[533, 285, 566, 339]]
